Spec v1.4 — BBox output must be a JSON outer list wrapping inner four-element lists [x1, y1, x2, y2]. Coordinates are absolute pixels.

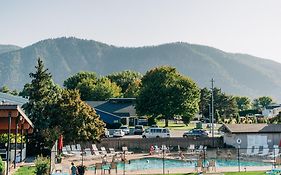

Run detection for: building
[[0, 92, 28, 106], [86, 98, 140, 127], [262, 104, 281, 118], [221, 124, 281, 148]]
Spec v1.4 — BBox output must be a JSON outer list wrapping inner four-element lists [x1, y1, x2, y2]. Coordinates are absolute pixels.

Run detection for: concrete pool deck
[[55, 153, 275, 175]]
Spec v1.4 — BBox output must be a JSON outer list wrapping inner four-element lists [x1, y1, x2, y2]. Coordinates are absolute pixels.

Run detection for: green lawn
[[150, 172, 266, 175], [13, 166, 35, 175], [223, 172, 266, 175], [156, 120, 195, 130]]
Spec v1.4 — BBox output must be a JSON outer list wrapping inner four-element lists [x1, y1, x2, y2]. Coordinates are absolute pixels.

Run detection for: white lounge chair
[[109, 148, 122, 155], [71, 144, 81, 155], [268, 146, 280, 158], [122, 146, 133, 154], [258, 146, 269, 156], [66, 145, 74, 154], [62, 147, 75, 157], [196, 145, 204, 153], [249, 146, 259, 156], [101, 147, 114, 156]]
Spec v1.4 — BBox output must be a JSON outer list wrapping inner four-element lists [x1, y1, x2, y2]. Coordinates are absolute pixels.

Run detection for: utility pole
[[211, 78, 215, 147]]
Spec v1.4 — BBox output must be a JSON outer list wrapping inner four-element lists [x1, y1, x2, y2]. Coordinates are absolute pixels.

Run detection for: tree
[[76, 77, 122, 101], [253, 96, 273, 109], [234, 96, 251, 111], [212, 88, 239, 121], [22, 58, 60, 151], [107, 70, 142, 97], [0, 85, 10, 93], [136, 66, 200, 127], [199, 88, 211, 118], [0, 85, 19, 96], [48, 90, 105, 143], [63, 71, 97, 90]]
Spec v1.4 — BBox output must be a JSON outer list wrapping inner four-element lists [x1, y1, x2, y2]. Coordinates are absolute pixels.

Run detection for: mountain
[[0, 37, 280, 101], [0, 44, 21, 54]]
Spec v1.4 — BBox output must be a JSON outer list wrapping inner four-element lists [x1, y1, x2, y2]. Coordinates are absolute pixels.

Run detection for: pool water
[[113, 158, 271, 171]]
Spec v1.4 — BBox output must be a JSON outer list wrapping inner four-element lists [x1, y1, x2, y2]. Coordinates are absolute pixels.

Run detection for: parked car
[[183, 129, 208, 138], [142, 127, 170, 138], [134, 125, 144, 135], [113, 129, 125, 137], [120, 125, 130, 135]]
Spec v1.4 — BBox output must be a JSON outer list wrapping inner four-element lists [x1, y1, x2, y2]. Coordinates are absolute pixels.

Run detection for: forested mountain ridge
[[0, 37, 280, 100], [0, 44, 21, 54]]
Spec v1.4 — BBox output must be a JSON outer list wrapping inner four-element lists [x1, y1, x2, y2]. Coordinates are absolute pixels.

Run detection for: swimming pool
[[113, 158, 271, 171]]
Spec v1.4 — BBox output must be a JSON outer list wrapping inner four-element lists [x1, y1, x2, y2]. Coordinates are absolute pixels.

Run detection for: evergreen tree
[[22, 58, 59, 151]]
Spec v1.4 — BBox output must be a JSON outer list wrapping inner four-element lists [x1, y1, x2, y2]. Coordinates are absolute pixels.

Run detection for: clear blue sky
[[1, 0, 281, 62]]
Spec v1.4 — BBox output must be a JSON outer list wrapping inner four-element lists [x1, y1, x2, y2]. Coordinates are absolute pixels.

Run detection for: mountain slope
[[0, 37, 280, 100], [0, 44, 21, 54]]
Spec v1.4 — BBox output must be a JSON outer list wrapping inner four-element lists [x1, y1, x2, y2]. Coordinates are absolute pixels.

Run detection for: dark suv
[[183, 129, 209, 138]]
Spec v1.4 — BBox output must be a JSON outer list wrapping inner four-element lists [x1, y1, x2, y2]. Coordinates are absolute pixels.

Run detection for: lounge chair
[[101, 147, 114, 156], [241, 146, 254, 156], [109, 148, 121, 155], [195, 145, 204, 153], [71, 144, 81, 155], [258, 146, 269, 156], [161, 145, 170, 153], [66, 145, 74, 154], [122, 146, 133, 154], [249, 146, 259, 156], [268, 146, 280, 158], [62, 147, 75, 157]]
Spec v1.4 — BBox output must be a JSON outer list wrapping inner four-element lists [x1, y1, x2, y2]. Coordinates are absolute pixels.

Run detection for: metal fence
[[52, 144, 279, 175]]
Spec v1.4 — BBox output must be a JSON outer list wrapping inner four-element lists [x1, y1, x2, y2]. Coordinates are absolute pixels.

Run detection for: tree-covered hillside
[[0, 37, 280, 100], [0, 44, 21, 54]]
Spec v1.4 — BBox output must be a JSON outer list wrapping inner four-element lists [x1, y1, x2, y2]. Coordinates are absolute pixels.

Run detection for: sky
[[1, 0, 281, 62]]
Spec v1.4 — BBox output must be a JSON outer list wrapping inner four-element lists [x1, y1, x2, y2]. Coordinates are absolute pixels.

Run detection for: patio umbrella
[[58, 135, 63, 153]]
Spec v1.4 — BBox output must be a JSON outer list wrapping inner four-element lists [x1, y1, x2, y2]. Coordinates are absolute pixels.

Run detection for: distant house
[[85, 98, 140, 127], [221, 124, 281, 148], [0, 92, 28, 106], [262, 104, 281, 118]]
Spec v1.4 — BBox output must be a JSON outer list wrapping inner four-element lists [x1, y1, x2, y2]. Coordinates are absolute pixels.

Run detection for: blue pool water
[[112, 158, 271, 171]]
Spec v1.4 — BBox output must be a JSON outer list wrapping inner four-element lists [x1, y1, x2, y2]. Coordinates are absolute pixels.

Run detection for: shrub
[[35, 155, 50, 175], [0, 156, 3, 175]]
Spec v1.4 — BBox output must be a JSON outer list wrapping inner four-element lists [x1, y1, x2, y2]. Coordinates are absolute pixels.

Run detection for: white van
[[142, 127, 170, 138]]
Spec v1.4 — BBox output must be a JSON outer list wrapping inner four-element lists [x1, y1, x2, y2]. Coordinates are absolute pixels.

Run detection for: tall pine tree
[[23, 58, 59, 152]]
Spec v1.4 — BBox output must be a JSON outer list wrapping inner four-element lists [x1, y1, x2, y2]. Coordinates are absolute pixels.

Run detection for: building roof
[[222, 124, 281, 133], [85, 98, 136, 117], [0, 104, 33, 133], [0, 92, 28, 106]]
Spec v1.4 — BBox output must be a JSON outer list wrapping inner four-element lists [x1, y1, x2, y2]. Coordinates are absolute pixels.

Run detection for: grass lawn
[[13, 166, 35, 175], [150, 172, 266, 175], [223, 172, 266, 175], [156, 120, 195, 130]]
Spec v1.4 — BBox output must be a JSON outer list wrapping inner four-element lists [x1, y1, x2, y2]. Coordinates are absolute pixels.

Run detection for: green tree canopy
[[76, 77, 122, 101], [253, 96, 273, 109], [136, 66, 200, 126], [107, 70, 142, 97], [199, 88, 211, 118], [63, 71, 97, 90], [213, 88, 239, 121], [0, 85, 19, 95], [234, 96, 252, 111], [48, 89, 105, 143]]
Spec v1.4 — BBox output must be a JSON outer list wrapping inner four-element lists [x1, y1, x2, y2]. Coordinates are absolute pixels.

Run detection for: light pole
[[237, 138, 241, 172], [162, 147, 165, 174], [6, 111, 11, 175], [211, 78, 215, 147]]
